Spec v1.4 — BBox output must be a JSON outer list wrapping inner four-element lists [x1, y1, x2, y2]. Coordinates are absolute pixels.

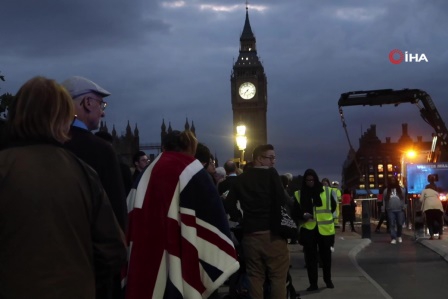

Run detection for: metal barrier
[[354, 198, 377, 239], [354, 195, 431, 240]]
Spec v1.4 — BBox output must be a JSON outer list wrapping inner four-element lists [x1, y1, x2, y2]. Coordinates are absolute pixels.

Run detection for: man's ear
[[81, 97, 91, 113]]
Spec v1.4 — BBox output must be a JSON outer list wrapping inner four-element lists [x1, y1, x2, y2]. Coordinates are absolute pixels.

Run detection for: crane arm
[[338, 88, 448, 162]]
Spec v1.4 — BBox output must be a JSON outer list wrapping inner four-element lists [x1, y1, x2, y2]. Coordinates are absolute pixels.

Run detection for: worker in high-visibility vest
[[295, 169, 337, 291], [331, 181, 342, 227]]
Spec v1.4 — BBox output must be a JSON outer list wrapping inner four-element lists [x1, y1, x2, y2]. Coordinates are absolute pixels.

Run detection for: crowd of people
[[0, 75, 362, 299]]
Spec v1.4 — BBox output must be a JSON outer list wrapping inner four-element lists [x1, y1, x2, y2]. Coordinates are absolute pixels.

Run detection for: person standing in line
[[341, 189, 356, 232], [331, 181, 342, 228], [375, 188, 390, 233], [321, 178, 337, 252], [95, 131, 133, 196], [294, 169, 337, 291], [420, 175, 444, 240], [124, 130, 239, 298], [226, 144, 290, 299], [195, 142, 217, 184], [61, 76, 128, 299], [281, 174, 299, 244], [218, 159, 239, 196], [383, 176, 406, 244], [132, 150, 150, 182], [0, 76, 126, 299], [214, 166, 227, 186]]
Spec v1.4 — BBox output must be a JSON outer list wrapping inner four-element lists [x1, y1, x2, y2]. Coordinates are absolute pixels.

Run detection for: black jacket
[[226, 167, 285, 235], [65, 126, 128, 231]]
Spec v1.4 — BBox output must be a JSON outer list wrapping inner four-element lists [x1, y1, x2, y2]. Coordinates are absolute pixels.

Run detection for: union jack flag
[[123, 151, 239, 298]]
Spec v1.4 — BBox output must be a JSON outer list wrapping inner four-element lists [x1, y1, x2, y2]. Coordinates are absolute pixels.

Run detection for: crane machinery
[[338, 88, 448, 212], [338, 88, 448, 163]]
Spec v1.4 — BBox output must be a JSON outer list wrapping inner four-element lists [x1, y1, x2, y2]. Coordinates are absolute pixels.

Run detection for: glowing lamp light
[[236, 124, 247, 165], [236, 125, 246, 137], [236, 135, 247, 151], [406, 150, 417, 159]]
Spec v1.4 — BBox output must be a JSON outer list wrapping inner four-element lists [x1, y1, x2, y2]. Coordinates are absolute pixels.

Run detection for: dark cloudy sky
[[1, 0, 448, 181]]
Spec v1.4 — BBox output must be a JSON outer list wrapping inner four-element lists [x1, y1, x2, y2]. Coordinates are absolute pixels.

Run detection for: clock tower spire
[[230, 5, 268, 164]]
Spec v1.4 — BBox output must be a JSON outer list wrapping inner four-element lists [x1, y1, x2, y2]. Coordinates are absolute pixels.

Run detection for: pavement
[[286, 221, 448, 299], [219, 221, 448, 298]]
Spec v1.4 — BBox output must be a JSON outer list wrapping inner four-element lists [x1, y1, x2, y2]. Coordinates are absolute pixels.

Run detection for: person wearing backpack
[[383, 176, 406, 244]]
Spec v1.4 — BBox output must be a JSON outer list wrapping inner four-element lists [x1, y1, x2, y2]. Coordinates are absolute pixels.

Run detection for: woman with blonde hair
[[0, 76, 126, 299]]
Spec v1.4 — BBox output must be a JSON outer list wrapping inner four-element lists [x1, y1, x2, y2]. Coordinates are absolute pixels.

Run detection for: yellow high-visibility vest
[[331, 187, 341, 224], [294, 187, 335, 235]]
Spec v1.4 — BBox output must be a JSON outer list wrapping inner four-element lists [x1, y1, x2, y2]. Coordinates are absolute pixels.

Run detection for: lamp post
[[236, 124, 247, 167]]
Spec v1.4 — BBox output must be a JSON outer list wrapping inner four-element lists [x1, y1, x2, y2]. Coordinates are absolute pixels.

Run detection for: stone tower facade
[[230, 6, 268, 163]]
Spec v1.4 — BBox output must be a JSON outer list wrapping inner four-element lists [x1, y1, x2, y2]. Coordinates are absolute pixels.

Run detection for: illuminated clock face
[[238, 82, 256, 100]]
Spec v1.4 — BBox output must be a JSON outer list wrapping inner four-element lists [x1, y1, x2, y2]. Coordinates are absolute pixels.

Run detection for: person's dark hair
[[162, 130, 197, 154], [300, 168, 324, 210], [162, 130, 182, 151], [243, 161, 253, 172], [224, 160, 237, 174], [321, 177, 331, 186], [425, 175, 438, 191], [133, 151, 147, 164], [195, 143, 211, 167], [427, 174, 438, 183], [300, 168, 323, 192], [252, 144, 274, 161], [385, 176, 403, 198], [94, 131, 113, 143]]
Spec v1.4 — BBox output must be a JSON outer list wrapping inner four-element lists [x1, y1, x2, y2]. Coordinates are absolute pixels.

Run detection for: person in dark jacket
[[293, 169, 337, 291], [0, 76, 126, 299], [341, 189, 356, 232], [218, 159, 239, 196], [95, 131, 133, 196], [131, 150, 150, 182], [61, 76, 128, 299], [226, 144, 290, 299]]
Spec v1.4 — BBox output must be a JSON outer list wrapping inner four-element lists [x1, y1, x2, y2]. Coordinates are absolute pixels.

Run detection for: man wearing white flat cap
[[62, 76, 127, 299]]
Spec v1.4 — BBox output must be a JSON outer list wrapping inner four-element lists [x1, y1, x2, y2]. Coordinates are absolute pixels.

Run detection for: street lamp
[[236, 124, 247, 166]]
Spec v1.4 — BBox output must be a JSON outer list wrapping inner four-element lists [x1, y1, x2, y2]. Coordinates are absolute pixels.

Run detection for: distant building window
[[369, 175, 375, 183], [369, 184, 375, 188], [359, 184, 365, 189], [378, 164, 384, 172], [387, 164, 393, 172]]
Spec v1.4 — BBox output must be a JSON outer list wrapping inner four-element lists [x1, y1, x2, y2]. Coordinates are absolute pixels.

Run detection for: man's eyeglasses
[[261, 155, 276, 161], [139, 158, 150, 164], [88, 96, 107, 111]]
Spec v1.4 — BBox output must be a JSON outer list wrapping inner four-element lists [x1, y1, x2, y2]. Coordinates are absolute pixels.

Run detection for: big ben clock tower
[[231, 5, 267, 163]]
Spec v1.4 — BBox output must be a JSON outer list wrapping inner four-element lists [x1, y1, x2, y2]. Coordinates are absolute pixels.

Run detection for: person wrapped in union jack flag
[[124, 130, 239, 298]]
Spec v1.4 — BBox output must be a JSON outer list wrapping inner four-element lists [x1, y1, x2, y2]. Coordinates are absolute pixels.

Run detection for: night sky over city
[[1, 0, 448, 181]]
